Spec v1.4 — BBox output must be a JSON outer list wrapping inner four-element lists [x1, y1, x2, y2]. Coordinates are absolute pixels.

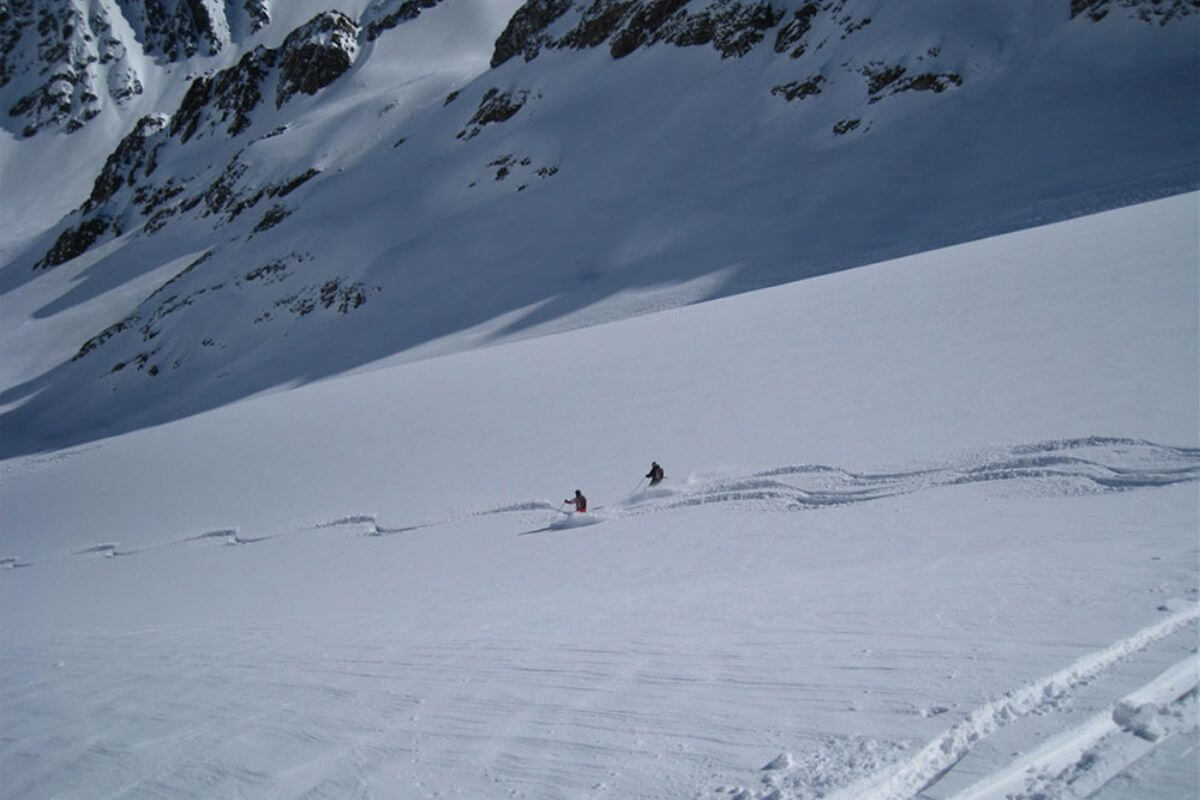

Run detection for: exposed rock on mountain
[[123, 0, 229, 60], [492, 0, 788, 63], [457, 87, 530, 141], [2, 1, 141, 136], [1, 0, 277, 137], [33, 10, 357, 270], [275, 11, 359, 108], [490, 0, 572, 66], [37, 215, 116, 270], [173, 10, 359, 143], [83, 114, 171, 213], [770, 74, 822, 101], [363, 0, 448, 41], [863, 61, 961, 103], [0, 0, 1195, 456], [1070, 0, 1199, 24], [773, 2, 819, 57]]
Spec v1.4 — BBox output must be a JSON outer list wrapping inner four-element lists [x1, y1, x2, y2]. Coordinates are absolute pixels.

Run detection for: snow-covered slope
[[1, 191, 1197, 800], [1, 0, 1197, 455], [1, 3, 1197, 796]]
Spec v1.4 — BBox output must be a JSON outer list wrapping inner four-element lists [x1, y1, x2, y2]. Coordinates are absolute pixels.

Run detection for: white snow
[[2, 0, 1197, 458], [1, 192, 1197, 799], [1, 1, 1198, 797]]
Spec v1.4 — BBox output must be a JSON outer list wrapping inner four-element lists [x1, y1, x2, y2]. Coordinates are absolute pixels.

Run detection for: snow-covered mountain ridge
[[1, 0, 1197, 456]]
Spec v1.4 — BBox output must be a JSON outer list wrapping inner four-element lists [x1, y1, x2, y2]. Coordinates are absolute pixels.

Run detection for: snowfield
[[2, 1, 1198, 797], [2, 193, 1197, 799]]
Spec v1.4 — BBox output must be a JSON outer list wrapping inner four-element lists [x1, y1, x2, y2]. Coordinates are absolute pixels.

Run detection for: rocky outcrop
[[1071, 0, 1199, 24], [2, 0, 143, 136], [161, 9, 359, 147], [83, 114, 170, 213], [126, 0, 227, 60], [457, 87, 530, 141], [491, 0, 788, 64], [660, 1, 787, 58], [771, 74, 822, 101], [362, 0, 447, 41], [171, 10, 359, 142], [862, 62, 962, 103], [1, 0, 273, 137], [276, 11, 359, 107], [32, 11, 353, 270], [119, 0, 271, 60], [773, 2, 819, 57], [36, 216, 116, 269], [491, 0, 573, 67]]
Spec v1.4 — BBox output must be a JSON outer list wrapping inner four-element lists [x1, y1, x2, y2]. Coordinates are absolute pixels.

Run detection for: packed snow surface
[[1, 194, 1197, 799], [1, 3, 1198, 796]]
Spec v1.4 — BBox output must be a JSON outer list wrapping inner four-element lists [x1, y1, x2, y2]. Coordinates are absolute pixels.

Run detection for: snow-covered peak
[[0, 0, 1196, 457]]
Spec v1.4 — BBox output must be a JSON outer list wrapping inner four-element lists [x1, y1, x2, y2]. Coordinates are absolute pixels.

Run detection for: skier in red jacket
[[564, 489, 587, 513]]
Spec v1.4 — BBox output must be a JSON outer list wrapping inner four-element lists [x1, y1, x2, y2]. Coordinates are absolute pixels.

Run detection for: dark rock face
[[36, 215, 114, 270], [609, 0, 693, 58], [773, 2, 819, 57], [171, 72, 214, 142], [862, 63, 962, 103], [276, 11, 360, 107], [771, 74, 823, 101], [244, 0, 271, 32], [169, 10, 360, 143], [133, 0, 224, 60], [457, 88, 530, 141], [0, 3, 27, 90], [492, 0, 787, 63], [3, 1, 141, 136], [192, 48, 269, 138], [120, 0, 270, 60], [832, 118, 860, 135], [558, 0, 638, 50], [280, 278, 373, 316], [1070, 0, 1199, 24], [32, 10, 354, 271], [1, 0, 274, 137], [686, 1, 787, 58], [491, 0, 573, 67], [84, 115, 171, 213], [363, 0, 446, 41]]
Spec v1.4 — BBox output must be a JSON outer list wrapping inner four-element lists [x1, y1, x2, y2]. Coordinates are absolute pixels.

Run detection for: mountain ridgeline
[[0, 0, 1197, 455]]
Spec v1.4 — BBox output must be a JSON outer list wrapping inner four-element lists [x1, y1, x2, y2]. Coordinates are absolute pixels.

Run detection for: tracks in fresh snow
[[712, 609, 1199, 800], [943, 657, 1198, 800], [3, 436, 1197, 570], [818, 609, 1200, 800], [641, 437, 1200, 515]]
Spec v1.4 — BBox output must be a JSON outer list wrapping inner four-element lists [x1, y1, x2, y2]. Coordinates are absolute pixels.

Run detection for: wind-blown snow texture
[[1, 1, 1198, 799], [2, 192, 1198, 798]]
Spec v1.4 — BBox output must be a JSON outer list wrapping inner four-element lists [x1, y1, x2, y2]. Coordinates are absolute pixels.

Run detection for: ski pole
[[628, 477, 647, 497]]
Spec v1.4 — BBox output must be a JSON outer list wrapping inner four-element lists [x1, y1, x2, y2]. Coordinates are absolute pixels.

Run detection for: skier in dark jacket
[[565, 489, 587, 513], [646, 462, 665, 486]]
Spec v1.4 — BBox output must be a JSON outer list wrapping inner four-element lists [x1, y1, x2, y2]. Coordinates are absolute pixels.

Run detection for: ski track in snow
[[818, 609, 1200, 800], [713, 611, 1199, 800], [944, 657, 1199, 800], [2, 437, 1197, 570], [2, 439, 1197, 799]]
